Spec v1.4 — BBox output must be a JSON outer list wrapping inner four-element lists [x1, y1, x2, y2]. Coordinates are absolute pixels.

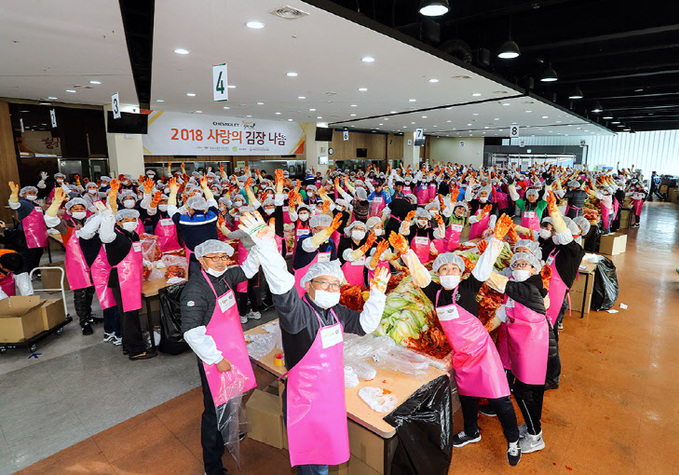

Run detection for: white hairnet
[[510, 252, 541, 270], [567, 180, 580, 189], [296, 204, 311, 214], [453, 201, 469, 213], [239, 205, 255, 214], [54, 172, 66, 179], [366, 216, 382, 229], [415, 208, 431, 220], [572, 216, 591, 236], [119, 189, 137, 200], [309, 213, 332, 228], [405, 193, 417, 204], [335, 199, 352, 212], [86, 181, 99, 189], [20, 186, 38, 195], [525, 188, 540, 199], [115, 209, 139, 221], [187, 195, 208, 211], [218, 196, 230, 206], [262, 198, 276, 207], [65, 197, 87, 211], [425, 202, 440, 212], [299, 261, 344, 288], [344, 220, 366, 237], [306, 185, 318, 193], [100, 176, 111, 182], [541, 216, 552, 225], [478, 185, 492, 195], [432, 252, 466, 273], [564, 217, 580, 236], [194, 239, 234, 258], [355, 187, 368, 201]]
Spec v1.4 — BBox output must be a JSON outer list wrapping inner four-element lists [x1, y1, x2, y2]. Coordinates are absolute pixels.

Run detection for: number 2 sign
[[213, 63, 228, 102]]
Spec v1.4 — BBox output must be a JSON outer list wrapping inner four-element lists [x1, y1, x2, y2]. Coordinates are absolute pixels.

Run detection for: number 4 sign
[[213, 63, 228, 102], [510, 125, 520, 138]]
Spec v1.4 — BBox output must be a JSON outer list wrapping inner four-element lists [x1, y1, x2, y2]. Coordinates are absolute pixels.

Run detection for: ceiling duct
[[439, 39, 473, 63], [269, 5, 309, 19]]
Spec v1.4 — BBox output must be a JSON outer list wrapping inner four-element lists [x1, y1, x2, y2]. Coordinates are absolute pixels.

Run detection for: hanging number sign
[[112, 92, 121, 119], [213, 63, 228, 102], [510, 125, 520, 138], [343, 130, 349, 141], [50, 109, 57, 128]]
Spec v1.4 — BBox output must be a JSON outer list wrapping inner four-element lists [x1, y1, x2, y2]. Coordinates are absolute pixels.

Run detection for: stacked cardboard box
[[599, 233, 627, 255], [570, 262, 596, 314], [618, 208, 632, 230], [0, 296, 47, 342]]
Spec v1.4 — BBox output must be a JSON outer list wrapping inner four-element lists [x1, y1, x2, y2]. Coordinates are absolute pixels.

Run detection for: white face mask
[[158, 204, 168, 212], [539, 228, 552, 240], [88, 188, 98, 195], [440, 275, 461, 290], [512, 270, 531, 282], [299, 213, 309, 222], [206, 267, 226, 278], [123, 200, 135, 209], [122, 221, 137, 233], [417, 219, 428, 227], [351, 230, 366, 241], [26, 195, 37, 201], [478, 196, 488, 203], [373, 228, 384, 236], [312, 289, 341, 309], [264, 207, 275, 215], [233, 201, 243, 208], [72, 211, 87, 221]]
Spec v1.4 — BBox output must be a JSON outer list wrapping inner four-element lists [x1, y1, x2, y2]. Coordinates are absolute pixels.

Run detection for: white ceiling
[[0, 0, 137, 107], [152, 0, 613, 137]]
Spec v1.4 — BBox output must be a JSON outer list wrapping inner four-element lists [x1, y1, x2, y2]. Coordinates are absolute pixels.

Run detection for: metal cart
[[0, 266, 72, 354]]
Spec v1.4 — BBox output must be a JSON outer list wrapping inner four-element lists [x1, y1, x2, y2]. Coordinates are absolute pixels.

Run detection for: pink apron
[[292, 223, 311, 259], [90, 247, 116, 310], [468, 208, 490, 240], [112, 236, 143, 312], [236, 242, 250, 293], [632, 198, 643, 215], [293, 246, 332, 297], [369, 195, 386, 218], [520, 205, 541, 232], [444, 219, 464, 252], [545, 250, 568, 326], [601, 204, 611, 230], [427, 183, 437, 203], [22, 206, 48, 249], [283, 205, 292, 225], [134, 219, 145, 237], [416, 185, 429, 205], [155, 216, 181, 252], [0, 273, 15, 297], [411, 233, 431, 263], [496, 191, 509, 211], [505, 299, 549, 385], [202, 270, 257, 405], [403, 186, 412, 195], [285, 302, 350, 467], [340, 244, 366, 287], [436, 289, 510, 399], [64, 225, 93, 290]]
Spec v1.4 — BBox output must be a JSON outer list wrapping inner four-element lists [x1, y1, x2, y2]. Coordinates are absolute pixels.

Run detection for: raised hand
[[493, 213, 513, 240], [322, 200, 331, 214], [405, 210, 416, 222], [546, 190, 558, 213], [8, 181, 19, 196], [432, 211, 444, 227], [238, 210, 275, 245], [144, 178, 155, 194], [199, 175, 208, 189], [480, 204, 493, 217], [168, 177, 179, 194], [150, 190, 162, 208], [330, 212, 343, 232], [388, 231, 409, 254], [450, 187, 460, 202], [370, 239, 390, 266], [109, 179, 120, 194], [370, 265, 390, 294], [245, 177, 252, 189], [360, 232, 376, 252]]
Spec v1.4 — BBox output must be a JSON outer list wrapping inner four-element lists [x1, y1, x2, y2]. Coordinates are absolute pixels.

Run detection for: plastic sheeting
[[215, 366, 247, 467], [383, 375, 453, 475], [591, 256, 619, 311], [158, 282, 190, 355]]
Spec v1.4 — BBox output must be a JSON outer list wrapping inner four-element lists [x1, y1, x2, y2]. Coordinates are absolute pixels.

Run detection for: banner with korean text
[[142, 111, 305, 156]]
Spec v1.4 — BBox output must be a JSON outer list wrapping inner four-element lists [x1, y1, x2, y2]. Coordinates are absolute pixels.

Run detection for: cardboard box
[[40, 298, 66, 331], [599, 233, 627, 255], [330, 455, 381, 475], [618, 208, 631, 230], [246, 389, 286, 449], [670, 188, 679, 203], [0, 296, 45, 343], [40, 262, 69, 292], [660, 185, 668, 194], [348, 419, 385, 473]]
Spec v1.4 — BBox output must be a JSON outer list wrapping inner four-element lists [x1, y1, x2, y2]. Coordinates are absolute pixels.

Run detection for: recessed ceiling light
[[362, 55, 375, 63], [156, 99, 165, 103], [390, 111, 397, 114], [174, 48, 190, 55], [223, 106, 230, 109], [447, 120, 451, 123], [350, 114, 356, 117], [351, 104, 357, 107], [472, 93, 482, 97], [634, 88, 644, 92], [494, 118, 499, 120], [422, 115, 428, 119], [473, 113, 479, 116], [409, 99, 417, 102], [403, 126, 407, 128], [228, 85, 236, 89], [379, 123, 384, 126], [195, 110, 202, 114], [429, 78, 439, 83], [603, 115, 614, 120], [309, 108, 316, 112], [317, 116, 322, 119], [411, 122, 416, 124], [467, 123, 472, 126], [526, 110, 532, 113], [286, 72, 298, 77], [484, 126, 489, 129], [257, 102, 264, 105], [358, 87, 368, 92], [246, 115, 252, 117], [542, 115, 548, 119], [275, 112, 281, 115], [384, 118, 389, 121], [89, 80, 101, 85], [47, 96, 58, 100], [66, 89, 76, 93], [298, 96, 306, 99], [187, 92, 196, 96], [246, 20, 265, 29], [502, 102, 510, 106], [611, 121, 621, 124], [288, 118, 293, 121], [351, 125, 355, 127]]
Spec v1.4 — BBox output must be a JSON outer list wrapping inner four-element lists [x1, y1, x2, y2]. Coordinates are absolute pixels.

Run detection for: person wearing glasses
[[181, 239, 261, 475], [238, 211, 389, 475]]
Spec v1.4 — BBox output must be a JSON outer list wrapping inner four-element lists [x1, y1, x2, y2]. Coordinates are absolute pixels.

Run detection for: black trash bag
[[383, 375, 452, 475], [158, 282, 190, 355], [591, 256, 619, 311], [584, 222, 603, 253]]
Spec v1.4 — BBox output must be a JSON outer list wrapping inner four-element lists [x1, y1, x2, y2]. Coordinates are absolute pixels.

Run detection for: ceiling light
[[174, 48, 190, 55], [384, 118, 389, 120], [484, 127, 489, 129], [195, 110, 202, 114], [634, 88, 644, 92], [419, 0, 450, 17], [379, 123, 383, 126], [497, 40, 520, 59], [224, 106, 230, 109], [246, 20, 265, 29], [66, 89, 76, 93], [286, 72, 298, 77], [390, 111, 397, 114], [187, 92, 196, 96], [429, 78, 439, 83], [298, 96, 306, 99], [539, 64, 558, 82], [317, 116, 322, 119], [467, 123, 472, 126], [591, 102, 603, 113], [358, 87, 368, 92], [502, 102, 510, 106], [494, 118, 499, 121], [542, 115, 549, 119], [447, 120, 451, 123], [422, 115, 428, 119], [362, 56, 375, 63], [409, 99, 417, 102], [472, 93, 482, 97], [156, 99, 165, 103], [47, 96, 58, 100], [603, 115, 613, 120], [257, 102, 264, 105], [288, 119, 293, 121], [350, 104, 357, 107], [526, 110, 532, 113], [309, 108, 316, 111], [275, 112, 281, 115], [351, 114, 356, 117], [246, 115, 252, 117], [89, 80, 101, 85], [227, 85, 236, 89], [568, 87, 584, 99]]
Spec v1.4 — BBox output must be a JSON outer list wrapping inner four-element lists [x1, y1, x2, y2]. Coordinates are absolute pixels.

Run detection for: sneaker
[[518, 423, 528, 439], [558, 321, 564, 330], [507, 440, 521, 466], [519, 431, 545, 454], [129, 350, 157, 361], [240, 315, 248, 324], [91, 316, 104, 324], [544, 379, 559, 391], [249, 311, 262, 320], [478, 404, 496, 417], [112, 336, 123, 346], [81, 323, 93, 335], [452, 430, 481, 448], [103, 332, 116, 343]]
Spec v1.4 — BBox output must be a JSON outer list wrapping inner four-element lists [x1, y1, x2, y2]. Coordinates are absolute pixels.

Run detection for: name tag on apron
[[506, 298, 516, 308], [437, 305, 459, 321], [524, 211, 536, 218], [320, 324, 343, 349], [546, 256, 555, 266], [317, 252, 331, 263], [74, 230, 81, 239], [297, 228, 308, 237], [35, 206, 42, 213], [217, 291, 236, 313], [283, 206, 289, 212], [160, 218, 173, 227], [351, 255, 366, 266], [132, 242, 142, 253], [373, 197, 382, 204], [451, 224, 463, 232], [414, 236, 429, 246]]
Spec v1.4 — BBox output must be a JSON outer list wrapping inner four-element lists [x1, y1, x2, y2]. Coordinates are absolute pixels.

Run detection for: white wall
[[428, 136, 484, 168], [104, 105, 145, 178], [503, 130, 679, 178]]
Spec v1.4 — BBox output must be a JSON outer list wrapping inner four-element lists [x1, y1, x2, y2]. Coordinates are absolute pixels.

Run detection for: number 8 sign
[[510, 125, 520, 138]]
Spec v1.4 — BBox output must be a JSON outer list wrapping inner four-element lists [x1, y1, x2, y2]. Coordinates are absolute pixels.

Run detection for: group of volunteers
[[5, 159, 641, 474]]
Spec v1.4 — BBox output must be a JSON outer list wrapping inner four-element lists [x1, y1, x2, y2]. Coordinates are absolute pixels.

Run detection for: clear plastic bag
[[146, 267, 164, 281], [345, 358, 377, 381], [140, 233, 162, 262], [359, 386, 398, 413], [215, 365, 247, 467], [162, 254, 188, 280], [246, 321, 282, 360], [344, 366, 359, 388], [372, 342, 430, 379]]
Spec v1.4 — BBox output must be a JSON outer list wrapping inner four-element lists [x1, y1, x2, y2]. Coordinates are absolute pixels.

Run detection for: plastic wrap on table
[[146, 266, 164, 282], [345, 357, 377, 381], [591, 256, 619, 310], [161, 254, 188, 280], [371, 342, 430, 378], [215, 366, 247, 468], [383, 375, 453, 475], [246, 321, 281, 360], [358, 386, 398, 413], [140, 233, 162, 262], [344, 366, 359, 388], [158, 282, 190, 355]]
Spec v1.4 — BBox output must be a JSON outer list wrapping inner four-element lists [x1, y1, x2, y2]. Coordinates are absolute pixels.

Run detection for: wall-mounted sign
[[143, 111, 306, 156], [459, 141, 465, 147], [343, 130, 349, 141], [519, 139, 525, 148], [213, 63, 228, 102], [50, 109, 57, 128], [112, 92, 121, 119], [580, 140, 586, 147], [510, 125, 520, 138]]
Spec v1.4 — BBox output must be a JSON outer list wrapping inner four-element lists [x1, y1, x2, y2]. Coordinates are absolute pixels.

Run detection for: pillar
[[402, 131, 420, 169], [0, 102, 21, 223], [103, 104, 145, 178], [300, 122, 330, 175]]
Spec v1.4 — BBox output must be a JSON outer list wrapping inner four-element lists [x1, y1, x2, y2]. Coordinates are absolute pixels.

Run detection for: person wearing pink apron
[[153, 209, 181, 252], [598, 191, 613, 233], [401, 209, 444, 264], [181, 239, 261, 475], [100, 209, 154, 360], [11, 187, 49, 274], [337, 222, 372, 287], [630, 190, 645, 227], [441, 203, 468, 253], [367, 183, 390, 218], [427, 181, 437, 203], [416, 181, 429, 205]]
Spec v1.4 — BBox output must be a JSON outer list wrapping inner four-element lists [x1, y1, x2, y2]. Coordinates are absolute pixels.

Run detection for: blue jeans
[[297, 464, 328, 475]]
